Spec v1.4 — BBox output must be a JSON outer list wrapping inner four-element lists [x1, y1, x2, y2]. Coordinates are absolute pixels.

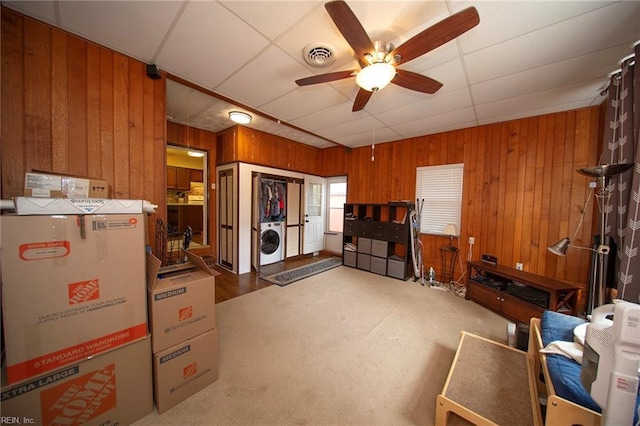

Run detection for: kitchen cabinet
[[167, 166, 202, 189], [167, 204, 203, 235], [190, 169, 203, 183]]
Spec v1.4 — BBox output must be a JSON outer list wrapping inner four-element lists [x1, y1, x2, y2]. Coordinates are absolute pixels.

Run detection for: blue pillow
[[541, 311, 602, 413], [540, 310, 585, 346]]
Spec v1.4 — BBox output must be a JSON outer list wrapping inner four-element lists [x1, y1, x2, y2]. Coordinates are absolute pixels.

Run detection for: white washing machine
[[260, 222, 284, 265]]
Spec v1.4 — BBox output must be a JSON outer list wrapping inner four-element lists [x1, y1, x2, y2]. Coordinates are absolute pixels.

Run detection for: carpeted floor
[[261, 256, 342, 286], [132, 266, 508, 425]]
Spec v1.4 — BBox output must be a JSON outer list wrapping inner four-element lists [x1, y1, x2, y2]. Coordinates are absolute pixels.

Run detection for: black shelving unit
[[342, 202, 413, 280]]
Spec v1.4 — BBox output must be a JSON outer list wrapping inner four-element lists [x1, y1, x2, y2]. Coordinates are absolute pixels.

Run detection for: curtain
[[601, 44, 640, 304]]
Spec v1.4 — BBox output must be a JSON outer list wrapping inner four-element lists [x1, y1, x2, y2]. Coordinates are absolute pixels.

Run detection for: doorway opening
[[166, 146, 208, 254], [325, 176, 347, 254]]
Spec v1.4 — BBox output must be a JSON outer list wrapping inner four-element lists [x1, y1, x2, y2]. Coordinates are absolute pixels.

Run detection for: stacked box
[[1, 337, 153, 424], [24, 171, 109, 198], [146, 250, 219, 413], [0, 214, 149, 384]]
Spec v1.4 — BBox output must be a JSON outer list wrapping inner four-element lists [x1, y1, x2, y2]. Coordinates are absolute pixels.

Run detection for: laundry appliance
[[260, 222, 284, 265]]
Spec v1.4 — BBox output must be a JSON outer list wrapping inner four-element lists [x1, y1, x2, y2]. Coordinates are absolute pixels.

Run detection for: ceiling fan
[[295, 1, 480, 111]]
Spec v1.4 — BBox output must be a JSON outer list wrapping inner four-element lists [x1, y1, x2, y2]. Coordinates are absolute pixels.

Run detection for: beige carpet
[[132, 266, 507, 425]]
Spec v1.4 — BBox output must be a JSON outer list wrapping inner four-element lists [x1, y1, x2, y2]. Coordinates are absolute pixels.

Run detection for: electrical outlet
[[468, 237, 475, 245], [588, 181, 597, 189], [516, 262, 523, 271]]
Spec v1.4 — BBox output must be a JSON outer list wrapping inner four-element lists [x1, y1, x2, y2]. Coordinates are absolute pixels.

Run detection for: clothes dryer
[[260, 222, 284, 265]]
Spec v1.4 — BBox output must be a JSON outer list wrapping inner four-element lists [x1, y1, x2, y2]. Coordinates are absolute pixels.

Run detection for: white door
[[303, 174, 325, 254], [325, 177, 347, 254]]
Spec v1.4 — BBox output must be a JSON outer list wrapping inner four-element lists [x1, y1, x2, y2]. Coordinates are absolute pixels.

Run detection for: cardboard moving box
[[153, 328, 219, 414], [1, 336, 153, 425], [1, 214, 148, 384], [24, 172, 109, 198], [146, 250, 218, 353]]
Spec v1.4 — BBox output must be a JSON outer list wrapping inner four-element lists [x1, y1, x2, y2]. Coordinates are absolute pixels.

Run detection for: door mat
[[262, 257, 342, 287]]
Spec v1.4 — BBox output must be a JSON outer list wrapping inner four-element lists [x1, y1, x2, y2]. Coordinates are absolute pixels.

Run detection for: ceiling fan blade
[[393, 70, 443, 94], [389, 7, 480, 65], [295, 70, 358, 86], [352, 88, 372, 112], [325, 1, 375, 60]]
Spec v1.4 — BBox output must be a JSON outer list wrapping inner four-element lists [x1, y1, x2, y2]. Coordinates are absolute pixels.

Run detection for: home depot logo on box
[[183, 362, 197, 379], [178, 306, 193, 322], [39, 364, 117, 425], [68, 279, 100, 304]]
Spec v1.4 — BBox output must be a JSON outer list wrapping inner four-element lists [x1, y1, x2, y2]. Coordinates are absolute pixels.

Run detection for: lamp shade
[[355, 62, 396, 92], [442, 224, 458, 237], [548, 237, 570, 256], [229, 111, 252, 124]]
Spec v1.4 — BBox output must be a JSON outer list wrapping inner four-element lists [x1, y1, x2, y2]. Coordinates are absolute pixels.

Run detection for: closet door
[[286, 180, 302, 258], [218, 168, 234, 270]]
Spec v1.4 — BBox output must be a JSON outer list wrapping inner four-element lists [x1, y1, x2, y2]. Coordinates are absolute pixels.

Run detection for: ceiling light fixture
[[187, 151, 204, 158], [355, 62, 396, 92], [229, 111, 252, 124]]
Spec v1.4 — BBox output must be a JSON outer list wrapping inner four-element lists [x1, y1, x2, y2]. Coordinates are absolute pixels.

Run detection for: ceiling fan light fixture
[[229, 111, 252, 124], [355, 62, 396, 92]]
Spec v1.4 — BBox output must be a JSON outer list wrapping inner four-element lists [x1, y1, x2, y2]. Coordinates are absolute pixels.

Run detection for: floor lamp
[[548, 163, 633, 316]]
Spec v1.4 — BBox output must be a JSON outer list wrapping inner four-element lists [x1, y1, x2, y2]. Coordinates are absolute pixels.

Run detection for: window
[[415, 163, 463, 234], [327, 181, 347, 232]]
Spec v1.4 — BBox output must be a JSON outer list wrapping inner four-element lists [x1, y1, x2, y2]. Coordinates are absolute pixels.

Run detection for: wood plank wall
[[1, 8, 166, 251], [217, 126, 324, 176], [323, 108, 601, 310], [3, 7, 603, 313], [166, 121, 217, 250]]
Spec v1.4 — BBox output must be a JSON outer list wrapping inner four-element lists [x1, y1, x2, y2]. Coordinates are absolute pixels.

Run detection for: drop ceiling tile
[[156, 1, 270, 89], [3, 1, 57, 25], [221, 1, 321, 41], [465, 1, 640, 84], [55, 1, 183, 63], [336, 126, 401, 148], [454, 1, 613, 54], [377, 87, 472, 127], [167, 80, 224, 123], [321, 114, 387, 140], [216, 45, 310, 107], [260, 85, 350, 122], [471, 44, 631, 104], [292, 101, 363, 132], [390, 106, 477, 137], [475, 79, 607, 122]]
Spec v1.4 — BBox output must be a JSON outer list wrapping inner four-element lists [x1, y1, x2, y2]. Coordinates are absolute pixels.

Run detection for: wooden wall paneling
[[51, 30, 68, 172], [99, 49, 115, 192], [495, 124, 510, 266], [87, 43, 102, 176], [1, 9, 24, 198], [113, 54, 130, 198], [501, 121, 520, 269], [67, 36, 88, 177], [520, 117, 539, 270], [128, 60, 145, 199], [512, 120, 529, 267], [24, 17, 52, 174]]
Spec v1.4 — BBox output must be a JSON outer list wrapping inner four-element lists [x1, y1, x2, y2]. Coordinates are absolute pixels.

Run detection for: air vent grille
[[303, 43, 336, 68]]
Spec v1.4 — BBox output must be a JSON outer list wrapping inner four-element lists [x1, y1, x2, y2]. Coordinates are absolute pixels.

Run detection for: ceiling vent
[[303, 43, 336, 68]]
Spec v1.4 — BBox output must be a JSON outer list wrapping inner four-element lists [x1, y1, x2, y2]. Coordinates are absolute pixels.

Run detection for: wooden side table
[[440, 245, 459, 284]]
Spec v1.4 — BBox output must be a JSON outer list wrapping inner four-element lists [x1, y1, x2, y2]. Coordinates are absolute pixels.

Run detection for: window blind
[[415, 163, 463, 234]]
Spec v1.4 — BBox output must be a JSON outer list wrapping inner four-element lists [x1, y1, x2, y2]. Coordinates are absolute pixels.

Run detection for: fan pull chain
[[371, 92, 376, 161]]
